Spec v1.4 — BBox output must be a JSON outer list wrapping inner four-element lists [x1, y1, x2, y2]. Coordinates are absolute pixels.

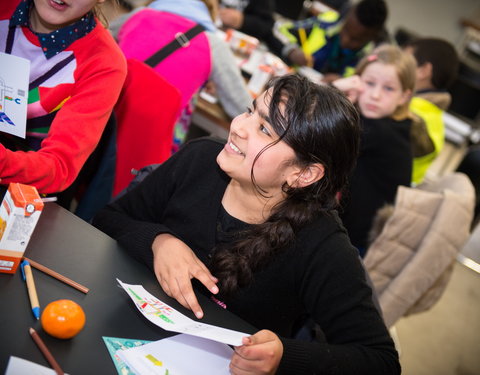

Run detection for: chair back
[[364, 172, 475, 327], [113, 59, 182, 196]]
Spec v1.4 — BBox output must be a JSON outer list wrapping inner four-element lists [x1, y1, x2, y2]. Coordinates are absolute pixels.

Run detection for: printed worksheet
[[117, 279, 250, 346], [117, 334, 232, 375], [0, 52, 29, 138]]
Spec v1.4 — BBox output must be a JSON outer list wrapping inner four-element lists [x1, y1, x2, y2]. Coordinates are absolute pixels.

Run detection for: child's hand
[[331, 75, 364, 103], [230, 330, 283, 374], [204, 80, 217, 96], [322, 73, 342, 84], [288, 47, 311, 67], [152, 234, 219, 319], [219, 8, 244, 29]]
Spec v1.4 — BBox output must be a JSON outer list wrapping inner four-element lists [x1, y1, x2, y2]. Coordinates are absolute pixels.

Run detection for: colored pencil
[[29, 327, 64, 375], [298, 27, 308, 52], [24, 257, 89, 294], [298, 27, 313, 67]]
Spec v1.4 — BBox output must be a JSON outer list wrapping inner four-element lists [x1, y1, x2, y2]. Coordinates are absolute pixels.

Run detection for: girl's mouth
[[49, 0, 68, 10], [228, 141, 245, 156]]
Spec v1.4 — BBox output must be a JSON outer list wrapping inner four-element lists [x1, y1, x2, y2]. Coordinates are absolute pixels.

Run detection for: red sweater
[[0, 1, 126, 194]]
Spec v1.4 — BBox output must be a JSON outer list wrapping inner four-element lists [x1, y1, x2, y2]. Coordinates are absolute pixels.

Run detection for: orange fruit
[[41, 299, 86, 339]]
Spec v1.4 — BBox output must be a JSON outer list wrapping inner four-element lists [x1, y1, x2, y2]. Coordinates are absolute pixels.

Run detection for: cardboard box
[[0, 183, 44, 274]]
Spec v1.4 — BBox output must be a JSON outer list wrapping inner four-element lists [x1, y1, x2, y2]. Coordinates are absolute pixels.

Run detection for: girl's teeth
[[229, 142, 243, 155], [53, 0, 65, 4]]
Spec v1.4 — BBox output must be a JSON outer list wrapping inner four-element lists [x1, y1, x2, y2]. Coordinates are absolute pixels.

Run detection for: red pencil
[[29, 327, 64, 375]]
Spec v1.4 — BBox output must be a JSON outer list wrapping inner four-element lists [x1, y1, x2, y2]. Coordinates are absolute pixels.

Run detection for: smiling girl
[[0, 0, 126, 197], [93, 74, 401, 374], [333, 44, 417, 255]]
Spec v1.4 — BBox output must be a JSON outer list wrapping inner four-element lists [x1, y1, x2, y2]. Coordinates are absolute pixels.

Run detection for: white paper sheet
[[117, 279, 250, 346], [0, 52, 29, 138], [117, 333, 232, 375], [5, 356, 69, 375]]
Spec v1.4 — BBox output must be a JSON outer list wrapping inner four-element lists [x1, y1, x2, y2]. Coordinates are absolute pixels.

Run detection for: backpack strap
[[144, 23, 205, 68], [5, 27, 15, 54]]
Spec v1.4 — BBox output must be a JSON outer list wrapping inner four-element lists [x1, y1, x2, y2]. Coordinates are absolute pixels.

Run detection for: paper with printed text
[[0, 52, 29, 138], [117, 279, 249, 346]]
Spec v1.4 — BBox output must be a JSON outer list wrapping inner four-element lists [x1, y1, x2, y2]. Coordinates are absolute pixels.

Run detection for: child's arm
[[0, 43, 127, 194]]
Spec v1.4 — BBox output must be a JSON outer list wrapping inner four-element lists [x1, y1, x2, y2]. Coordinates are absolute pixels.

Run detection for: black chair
[[55, 113, 117, 221], [449, 61, 480, 122], [457, 145, 480, 227]]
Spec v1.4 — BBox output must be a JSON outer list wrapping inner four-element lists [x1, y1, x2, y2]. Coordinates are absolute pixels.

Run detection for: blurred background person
[[278, 0, 388, 83]]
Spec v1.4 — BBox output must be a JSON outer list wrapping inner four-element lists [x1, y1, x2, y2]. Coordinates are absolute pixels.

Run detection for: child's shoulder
[[70, 22, 127, 71], [363, 115, 411, 127]]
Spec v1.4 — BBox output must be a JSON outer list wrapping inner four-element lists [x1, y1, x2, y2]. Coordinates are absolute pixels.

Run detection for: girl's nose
[[230, 113, 249, 138], [371, 85, 381, 99]]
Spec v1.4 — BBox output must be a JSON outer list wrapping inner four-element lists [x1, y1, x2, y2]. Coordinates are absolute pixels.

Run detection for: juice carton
[[224, 29, 259, 57], [0, 183, 44, 274]]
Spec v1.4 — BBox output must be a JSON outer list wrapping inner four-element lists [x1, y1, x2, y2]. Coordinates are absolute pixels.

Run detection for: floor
[[394, 224, 480, 375]]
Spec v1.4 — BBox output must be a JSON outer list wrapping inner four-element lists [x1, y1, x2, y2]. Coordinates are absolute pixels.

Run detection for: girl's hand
[[152, 233, 219, 319], [331, 75, 364, 103], [230, 330, 283, 375]]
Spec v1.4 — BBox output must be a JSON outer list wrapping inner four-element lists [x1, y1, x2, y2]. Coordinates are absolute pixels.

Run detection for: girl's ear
[[399, 88, 413, 106], [289, 164, 325, 188]]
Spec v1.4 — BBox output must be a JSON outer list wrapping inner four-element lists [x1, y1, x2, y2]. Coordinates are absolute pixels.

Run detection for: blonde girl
[[334, 44, 418, 255]]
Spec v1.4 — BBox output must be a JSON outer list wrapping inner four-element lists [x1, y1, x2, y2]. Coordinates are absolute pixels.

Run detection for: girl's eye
[[245, 107, 253, 115], [260, 124, 270, 136], [365, 81, 375, 87], [384, 86, 395, 92]]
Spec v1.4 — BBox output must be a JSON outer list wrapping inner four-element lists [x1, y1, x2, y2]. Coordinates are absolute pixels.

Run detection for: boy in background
[[405, 37, 460, 184], [406, 37, 459, 110], [278, 0, 388, 82]]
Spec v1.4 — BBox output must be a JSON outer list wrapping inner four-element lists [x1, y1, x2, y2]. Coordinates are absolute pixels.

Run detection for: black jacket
[[341, 115, 413, 252]]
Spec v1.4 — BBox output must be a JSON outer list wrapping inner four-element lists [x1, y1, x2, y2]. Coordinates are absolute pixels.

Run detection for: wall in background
[[383, 0, 480, 47]]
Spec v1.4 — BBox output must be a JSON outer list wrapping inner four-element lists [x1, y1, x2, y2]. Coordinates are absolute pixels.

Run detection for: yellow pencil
[[298, 28, 313, 67], [298, 27, 308, 53], [21, 259, 40, 320]]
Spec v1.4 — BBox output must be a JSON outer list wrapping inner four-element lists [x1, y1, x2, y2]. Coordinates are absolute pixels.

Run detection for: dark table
[[0, 203, 255, 374]]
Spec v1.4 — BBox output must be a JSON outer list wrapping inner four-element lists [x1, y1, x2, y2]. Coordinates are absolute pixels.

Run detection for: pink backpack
[[117, 9, 212, 110]]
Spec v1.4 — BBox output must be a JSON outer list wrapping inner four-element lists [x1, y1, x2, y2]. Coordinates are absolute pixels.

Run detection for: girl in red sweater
[[0, 0, 126, 196]]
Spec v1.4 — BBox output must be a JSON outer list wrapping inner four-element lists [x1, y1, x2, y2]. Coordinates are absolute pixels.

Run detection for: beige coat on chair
[[364, 173, 475, 328]]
